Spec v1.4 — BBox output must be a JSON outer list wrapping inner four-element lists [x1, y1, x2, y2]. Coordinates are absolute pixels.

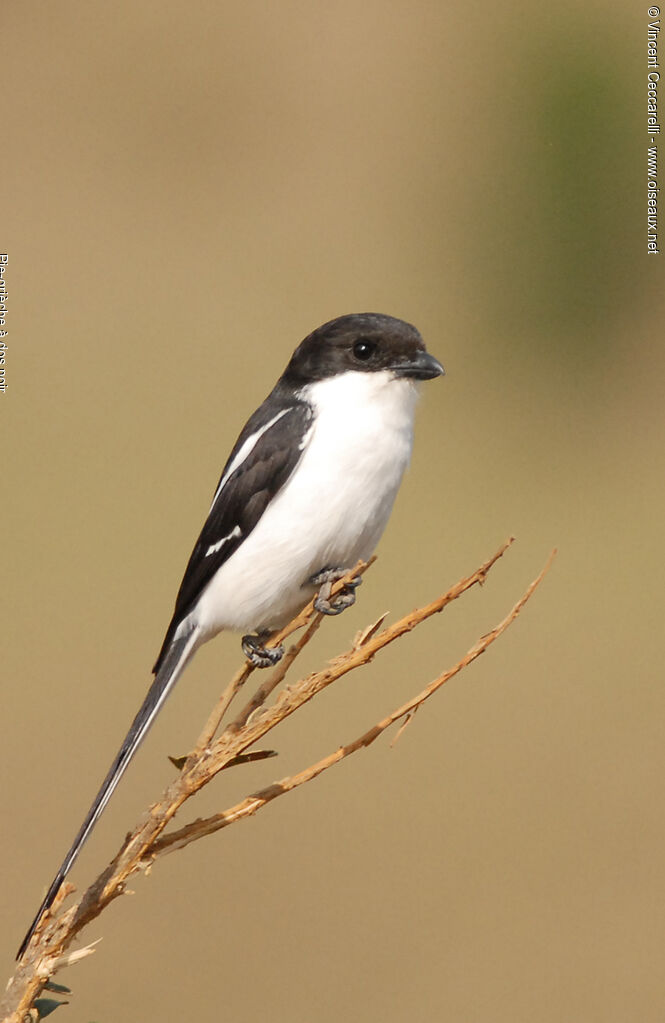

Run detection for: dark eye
[[352, 338, 377, 361]]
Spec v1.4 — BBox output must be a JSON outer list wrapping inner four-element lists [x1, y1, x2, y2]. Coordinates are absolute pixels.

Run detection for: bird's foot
[[241, 631, 284, 668], [310, 566, 362, 616]]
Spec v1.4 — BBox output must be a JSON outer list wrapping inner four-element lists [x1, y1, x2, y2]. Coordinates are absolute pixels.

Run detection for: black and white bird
[[19, 312, 443, 957]]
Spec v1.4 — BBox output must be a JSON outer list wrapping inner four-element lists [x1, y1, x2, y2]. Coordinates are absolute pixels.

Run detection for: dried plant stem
[[1, 538, 553, 1023], [192, 557, 376, 751], [155, 546, 555, 856]]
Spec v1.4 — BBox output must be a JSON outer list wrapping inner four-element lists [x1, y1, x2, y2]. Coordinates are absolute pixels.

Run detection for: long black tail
[[17, 630, 198, 959]]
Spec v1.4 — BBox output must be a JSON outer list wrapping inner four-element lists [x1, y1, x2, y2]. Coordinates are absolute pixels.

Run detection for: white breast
[[193, 370, 420, 636]]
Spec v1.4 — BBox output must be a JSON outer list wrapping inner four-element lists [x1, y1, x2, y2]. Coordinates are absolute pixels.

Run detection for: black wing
[[153, 396, 313, 673]]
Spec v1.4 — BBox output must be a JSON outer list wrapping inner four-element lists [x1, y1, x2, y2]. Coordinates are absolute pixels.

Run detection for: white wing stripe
[[205, 525, 241, 558], [209, 408, 289, 512]]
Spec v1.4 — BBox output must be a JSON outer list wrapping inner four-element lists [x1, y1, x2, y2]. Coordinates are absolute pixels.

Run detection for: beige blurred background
[[3, 1, 663, 1020]]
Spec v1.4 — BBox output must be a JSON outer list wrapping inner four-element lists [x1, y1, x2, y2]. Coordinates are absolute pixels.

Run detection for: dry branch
[[1, 539, 553, 1022]]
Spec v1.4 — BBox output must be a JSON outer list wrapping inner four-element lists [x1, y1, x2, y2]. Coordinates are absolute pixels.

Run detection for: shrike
[[19, 312, 443, 957]]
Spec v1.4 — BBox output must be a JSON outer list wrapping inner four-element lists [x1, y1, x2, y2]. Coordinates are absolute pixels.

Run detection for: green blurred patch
[[480, 32, 642, 371]]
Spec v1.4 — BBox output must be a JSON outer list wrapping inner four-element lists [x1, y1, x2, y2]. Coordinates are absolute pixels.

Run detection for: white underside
[[182, 370, 420, 638]]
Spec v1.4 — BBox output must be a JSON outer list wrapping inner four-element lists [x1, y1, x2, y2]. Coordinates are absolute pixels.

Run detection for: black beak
[[391, 350, 445, 381]]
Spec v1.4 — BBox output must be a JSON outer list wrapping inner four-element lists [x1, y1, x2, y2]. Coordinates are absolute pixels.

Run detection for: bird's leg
[[310, 566, 362, 616], [241, 631, 284, 668]]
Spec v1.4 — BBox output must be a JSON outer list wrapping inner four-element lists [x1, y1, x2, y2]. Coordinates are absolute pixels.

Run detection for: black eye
[[352, 338, 377, 361]]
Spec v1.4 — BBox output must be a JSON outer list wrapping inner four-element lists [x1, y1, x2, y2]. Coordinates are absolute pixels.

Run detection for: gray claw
[[314, 589, 357, 616], [241, 633, 284, 668], [310, 566, 362, 617]]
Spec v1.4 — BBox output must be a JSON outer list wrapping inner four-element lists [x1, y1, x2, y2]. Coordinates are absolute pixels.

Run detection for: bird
[[18, 312, 444, 958]]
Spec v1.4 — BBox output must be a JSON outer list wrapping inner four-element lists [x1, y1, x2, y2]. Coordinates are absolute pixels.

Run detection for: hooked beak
[[391, 350, 445, 381]]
